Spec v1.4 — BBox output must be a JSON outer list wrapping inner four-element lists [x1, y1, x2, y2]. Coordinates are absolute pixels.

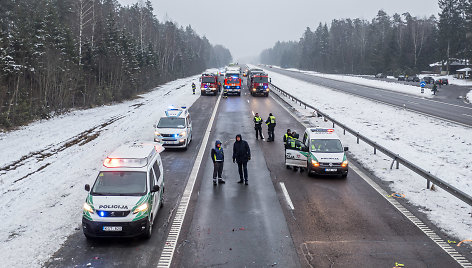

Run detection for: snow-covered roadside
[[261, 66, 472, 242], [270, 65, 435, 97], [0, 75, 201, 267]]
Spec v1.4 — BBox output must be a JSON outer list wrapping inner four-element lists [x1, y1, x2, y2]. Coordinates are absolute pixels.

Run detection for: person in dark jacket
[[211, 140, 225, 185], [232, 134, 251, 185], [253, 113, 264, 140], [265, 113, 276, 142], [192, 82, 196, 95]]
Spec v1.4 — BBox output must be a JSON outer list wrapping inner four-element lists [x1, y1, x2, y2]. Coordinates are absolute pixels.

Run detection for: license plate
[[103, 226, 122, 231], [164, 141, 175, 144], [325, 168, 337, 172]]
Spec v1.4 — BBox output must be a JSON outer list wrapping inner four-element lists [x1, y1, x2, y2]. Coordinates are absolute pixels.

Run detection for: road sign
[[420, 81, 426, 88]]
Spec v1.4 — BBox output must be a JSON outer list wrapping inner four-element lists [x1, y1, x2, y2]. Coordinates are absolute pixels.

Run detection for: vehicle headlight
[[154, 131, 161, 136], [133, 203, 149, 214], [179, 131, 187, 137], [341, 160, 348, 168], [252, 88, 256, 91], [83, 203, 94, 214], [311, 159, 320, 167]]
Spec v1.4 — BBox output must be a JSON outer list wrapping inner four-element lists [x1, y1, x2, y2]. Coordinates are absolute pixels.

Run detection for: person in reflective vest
[[265, 113, 276, 142], [211, 140, 225, 185], [192, 83, 196, 95], [253, 113, 264, 140]]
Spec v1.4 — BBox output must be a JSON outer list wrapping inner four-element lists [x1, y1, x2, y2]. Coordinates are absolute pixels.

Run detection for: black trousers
[[213, 161, 223, 179], [237, 162, 248, 181], [268, 127, 275, 141], [255, 126, 263, 139]]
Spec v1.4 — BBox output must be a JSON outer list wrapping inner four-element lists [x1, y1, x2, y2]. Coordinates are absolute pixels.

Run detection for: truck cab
[[250, 73, 270, 97], [200, 74, 218, 96], [224, 71, 242, 96]]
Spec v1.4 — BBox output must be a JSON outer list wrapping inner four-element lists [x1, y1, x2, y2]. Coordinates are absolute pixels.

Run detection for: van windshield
[[311, 139, 343, 153], [91, 171, 147, 196], [201, 77, 215, 83], [157, 117, 185, 128]]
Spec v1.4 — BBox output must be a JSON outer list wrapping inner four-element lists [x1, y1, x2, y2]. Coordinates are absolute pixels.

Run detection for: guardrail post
[[356, 134, 359, 144], [332, 122, 335, 128], [343, 129, 346, 135], [390, 158, 396, 170], [427, 179, 431, 189], [374, 147, 376, 154], [396, 160, 399, 169]]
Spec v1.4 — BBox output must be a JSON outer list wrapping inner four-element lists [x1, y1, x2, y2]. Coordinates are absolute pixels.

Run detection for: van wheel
[[160, 192, 164, 208], [143, 215, 153, 239], [84, 233, 95, 241], [341, 172, 348, 178]]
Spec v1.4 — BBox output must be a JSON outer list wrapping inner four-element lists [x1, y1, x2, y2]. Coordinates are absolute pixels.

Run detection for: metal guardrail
[[270, 83, 472, 207]]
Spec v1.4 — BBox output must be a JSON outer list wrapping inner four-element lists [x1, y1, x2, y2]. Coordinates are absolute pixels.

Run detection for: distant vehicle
[[154, 107, 193, 149], [199, 74, 218, 96], [249, 73, 270, 97], [397, 75, 406, 81], [375, 73, 387, 78], [406, 76, 420, 82], [435, 78, 449, 85], [423, 76, 435, 84], [243, 69, 248, 77], [82, 143, 165, 239]]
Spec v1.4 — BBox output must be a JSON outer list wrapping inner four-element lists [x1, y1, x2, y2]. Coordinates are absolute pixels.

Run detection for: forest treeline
[[260, 0, 472, 76], [0, 0, 232, 127]]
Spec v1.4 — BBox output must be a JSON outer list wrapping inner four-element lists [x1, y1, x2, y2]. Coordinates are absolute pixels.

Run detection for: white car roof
[[307, 128, 341, 140], [162, 107, 189, 118], [100, 143, 164, 172]]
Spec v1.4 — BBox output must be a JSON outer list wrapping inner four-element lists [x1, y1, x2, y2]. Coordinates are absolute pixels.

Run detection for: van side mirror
[[85, 184, 90, 192], [344, 147, 349, 152], [151, 185, 160, 193]]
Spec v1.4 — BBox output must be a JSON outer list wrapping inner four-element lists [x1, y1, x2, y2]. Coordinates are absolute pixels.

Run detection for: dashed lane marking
[[280, 182, 295, 210], [157, 92, 223, 268]]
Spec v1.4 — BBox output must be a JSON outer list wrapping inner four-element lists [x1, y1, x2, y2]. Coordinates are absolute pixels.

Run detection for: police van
[[285, 128, 349, 177], [153, 106, 193, 149], [82, 143, 165, 239]]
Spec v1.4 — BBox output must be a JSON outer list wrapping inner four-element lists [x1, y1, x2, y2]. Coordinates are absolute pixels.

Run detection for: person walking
[[265, 113, 276, 142], [211, 140, 225, 185], [253, 113, 264, 140], [192, 82, 196, 95], [432, 83, 438, 95], [233, 134, 251, 185]]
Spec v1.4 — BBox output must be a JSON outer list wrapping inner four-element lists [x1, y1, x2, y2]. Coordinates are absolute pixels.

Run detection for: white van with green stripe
[[82, 143, 165, 239]]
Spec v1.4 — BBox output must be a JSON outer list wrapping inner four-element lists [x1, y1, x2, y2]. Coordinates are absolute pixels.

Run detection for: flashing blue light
[[204, 85, 208, 88], [264, 85, 268, 89], [100, 211, 105, 217], [226, 86, 230, 89], [236, 86, 240, 89]]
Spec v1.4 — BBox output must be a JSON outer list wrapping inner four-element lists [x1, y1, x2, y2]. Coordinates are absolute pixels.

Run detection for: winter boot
[[218, 178, 225, 184], [213, 179, 217, 185]]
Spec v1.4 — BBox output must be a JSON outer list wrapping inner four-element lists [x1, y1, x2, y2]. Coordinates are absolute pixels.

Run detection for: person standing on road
[[253, 113, 264, 140], [265, 113, 276, 142], [211, 140, 225, 185], [432, 83, 438, 95], [233, 134, 251, 185], [283, 129, 292, 145], [192, 83, 196, 95]]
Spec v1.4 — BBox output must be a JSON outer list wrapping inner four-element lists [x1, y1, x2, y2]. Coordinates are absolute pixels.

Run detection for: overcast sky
[[118, 0, 440, 61]]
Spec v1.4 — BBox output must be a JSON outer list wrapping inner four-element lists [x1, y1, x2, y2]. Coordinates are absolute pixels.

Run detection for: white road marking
[[408, 101, 419, 105], [280, 182, 295, 210], [252, 110, 255, 116], [247, 99, 250, 103], [463, 114, 472, 118], [157, 92, 223, 268], [349, 164, 471, 267], [270, 87, 471, 267]]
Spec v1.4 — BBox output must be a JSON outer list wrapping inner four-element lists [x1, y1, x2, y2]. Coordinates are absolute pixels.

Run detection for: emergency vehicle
[[82, 143, 165, 239], [246, 68, 265, 88], [153, 106, 193, 149], [249, 73, 270, 97], [224, 70, 242, 96], [200, 73, 218, 96], [285, 128, 349, 177]]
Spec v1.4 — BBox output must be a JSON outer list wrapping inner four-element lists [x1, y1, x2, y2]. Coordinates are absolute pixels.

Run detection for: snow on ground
[[270, 65, 435, 97], [0, 75, 201, 267], [259, 65, 472, 242]]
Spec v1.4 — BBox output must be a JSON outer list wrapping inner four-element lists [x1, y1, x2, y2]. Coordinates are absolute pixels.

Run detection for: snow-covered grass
[[270, 65, 435, 97], [258, 65, 472, 242], [0, 75, 201, 267]]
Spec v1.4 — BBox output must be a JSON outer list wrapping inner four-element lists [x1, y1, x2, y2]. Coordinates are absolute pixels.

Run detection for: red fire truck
[[249, 73, 270, 97], [224, 70, 242, 96], [200, 74, 218, 96]]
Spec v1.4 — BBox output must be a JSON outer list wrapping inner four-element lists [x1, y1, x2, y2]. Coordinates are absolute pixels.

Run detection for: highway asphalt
[[45, 69, 470, 268], [265, 67, 472, 127]]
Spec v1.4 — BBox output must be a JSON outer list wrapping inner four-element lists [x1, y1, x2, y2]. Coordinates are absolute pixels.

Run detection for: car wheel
[[341, 172, 348, 178], [84, 233, 95, 241], [160, 191, 164, 208], [143, 215, 153, 239]]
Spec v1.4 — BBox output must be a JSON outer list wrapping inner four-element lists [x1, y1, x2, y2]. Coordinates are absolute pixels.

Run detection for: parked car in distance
[[406, 76, 420, 82], [423, 76, 434, 84], [435, 78, 449, 85], [397, 75, 406, 81], [375, 73, 387, 78]]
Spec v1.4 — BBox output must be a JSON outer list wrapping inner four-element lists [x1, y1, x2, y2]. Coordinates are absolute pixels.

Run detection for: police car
[[82, 143, 165, 239], [154, 106, 193, 149], [302, 128, 349, 177]]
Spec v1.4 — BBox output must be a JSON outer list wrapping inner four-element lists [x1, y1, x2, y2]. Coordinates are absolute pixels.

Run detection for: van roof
[[101, 143, 164, 171], [163, 107, 189, 118], [307, 128, 341, 140]]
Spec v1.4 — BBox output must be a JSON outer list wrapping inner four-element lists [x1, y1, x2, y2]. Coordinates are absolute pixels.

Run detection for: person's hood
[[235, 134, 242, 141], [215, 140, 222, 148]]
